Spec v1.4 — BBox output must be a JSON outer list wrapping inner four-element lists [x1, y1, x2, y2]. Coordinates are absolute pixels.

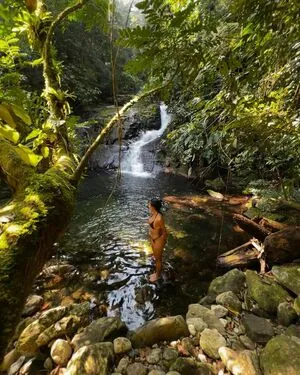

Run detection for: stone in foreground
[[65, 342, 114, 375], [260, 335, 300, 375], [242, 313, 274, 343], [130, 315, 189, 348], [219, 347, 261, 375], [199, 328, 226, 359], [71, 317, 126, 351], [208, 269, 245, 297]]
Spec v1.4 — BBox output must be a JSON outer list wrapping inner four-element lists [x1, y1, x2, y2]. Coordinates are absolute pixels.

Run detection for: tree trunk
[[216, 241, 259, 268], [0, 140, 76, 360]]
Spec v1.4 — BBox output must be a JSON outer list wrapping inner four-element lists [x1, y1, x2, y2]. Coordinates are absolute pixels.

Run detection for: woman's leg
[[150, 238, 165, 282]]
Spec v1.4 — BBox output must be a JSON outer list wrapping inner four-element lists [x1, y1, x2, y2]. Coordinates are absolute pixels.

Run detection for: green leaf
[[15, 144, 42, 167], [10, 104, 32, 125], [0, 104, 16, 128], [0, 124, 20, 143], [25, 128, 42, 141]]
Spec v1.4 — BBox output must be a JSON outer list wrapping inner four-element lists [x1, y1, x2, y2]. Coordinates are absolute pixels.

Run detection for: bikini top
[[149, 213, 158, 229]]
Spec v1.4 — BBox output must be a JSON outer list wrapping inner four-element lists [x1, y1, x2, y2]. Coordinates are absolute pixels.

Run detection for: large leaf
[[0, 104, 16, 128], [0, 124, 20, 144], [10, 104, 32, 125], [15, 144, 42, 167]]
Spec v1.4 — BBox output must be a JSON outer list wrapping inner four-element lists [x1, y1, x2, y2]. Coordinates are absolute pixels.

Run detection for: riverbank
[[2, 264, 299, 374]]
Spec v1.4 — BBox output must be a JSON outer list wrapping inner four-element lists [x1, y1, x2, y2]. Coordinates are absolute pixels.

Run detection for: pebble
[[113, 337, 132, 354]]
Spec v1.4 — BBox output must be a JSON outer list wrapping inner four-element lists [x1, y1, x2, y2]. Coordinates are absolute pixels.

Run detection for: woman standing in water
[[148, 198, 168, 282]]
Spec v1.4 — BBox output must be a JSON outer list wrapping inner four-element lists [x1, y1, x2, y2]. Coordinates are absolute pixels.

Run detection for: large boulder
[[130, 315, 189, 348], [264, 227, 300, 264], [219, 347, 261, 375], [245, 270, 290, 315], [186, 304, 225, 335], [208, 269, 245, 297], [242, 313, 274, 344], [272, 264, 300, 295], [71, 317, 126, 351], [65, 343, 114, 375], [260, 335, 300, 375], [36, 315, 81, 347], [199, 328, 226, 359], [17, 306, 68, 354]]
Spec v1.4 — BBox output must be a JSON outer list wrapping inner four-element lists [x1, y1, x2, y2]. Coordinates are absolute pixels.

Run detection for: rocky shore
[[2, 264, 300, 375]]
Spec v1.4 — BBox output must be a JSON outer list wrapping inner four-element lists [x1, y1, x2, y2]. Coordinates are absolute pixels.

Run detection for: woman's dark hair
[[149, 198, 162, 213]]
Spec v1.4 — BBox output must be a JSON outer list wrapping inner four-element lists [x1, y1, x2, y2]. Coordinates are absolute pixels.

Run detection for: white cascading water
[[122, 104, 171, 177]]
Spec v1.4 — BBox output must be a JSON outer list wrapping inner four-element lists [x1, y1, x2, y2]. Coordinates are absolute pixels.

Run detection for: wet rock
[[72, 317, 126, 351], [116, 356, 130, 373], [277, 302, 298, 327], [260, 335, 300, 375], [239, 335, 255, 350], [113, 337, 132, 354], [126, 363, 147, 375], [245, 270, 290, 315], [0, 349, 21, 372], [242, 313, 274, 343], [170, 357, 214, 375], [22, 295, 44, 317], [219, 347, 261, 375], [7, 356, 26, 375], [284, 324, 300, 339], [50, 339, 73, 366], [17, 306, 68, 354], [130, 315, 189, 348], [272, 264, 300, 295], [211, 305, 228, 318], [66, 342, 114, 375], [186, 304, 225, 335], [37, 315, 81, 347], [146, 348, 162, 364], [216, 291, 242, 313], [208, 269, 245, 297], [199, 328, 226, 359], [186, 317, 208, 336]]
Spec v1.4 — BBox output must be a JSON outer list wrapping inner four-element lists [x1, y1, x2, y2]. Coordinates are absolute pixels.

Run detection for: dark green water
[[56, 171, 247, 329]]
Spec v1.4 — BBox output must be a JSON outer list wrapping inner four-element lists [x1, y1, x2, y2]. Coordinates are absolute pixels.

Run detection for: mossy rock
[[245, 270, 290, 315], [208, 269, 245, 297], [170, 357, 214, 375], [260, 335, 300, 375], [272, 264, 300, 295]]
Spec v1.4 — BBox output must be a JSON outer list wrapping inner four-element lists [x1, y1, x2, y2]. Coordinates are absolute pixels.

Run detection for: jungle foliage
[[121, 0, 300, 191]]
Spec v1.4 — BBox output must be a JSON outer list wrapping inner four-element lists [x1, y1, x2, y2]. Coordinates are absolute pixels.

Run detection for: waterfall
[[122, 104, 171, 177]]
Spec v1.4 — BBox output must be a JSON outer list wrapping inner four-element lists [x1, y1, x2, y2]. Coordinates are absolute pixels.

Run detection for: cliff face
[[76, 103, 161, 170]]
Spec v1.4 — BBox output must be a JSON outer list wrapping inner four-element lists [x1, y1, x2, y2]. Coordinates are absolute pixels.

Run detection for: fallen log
[[217, 241, 259, 268], [258, 217, 288, 233], [233, 214, 271, 241]]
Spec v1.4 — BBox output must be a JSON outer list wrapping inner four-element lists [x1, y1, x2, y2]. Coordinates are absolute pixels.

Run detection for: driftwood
[[217, 241, 259, 268], [218, 214, 299, 269], [233, 214, 271, 241]]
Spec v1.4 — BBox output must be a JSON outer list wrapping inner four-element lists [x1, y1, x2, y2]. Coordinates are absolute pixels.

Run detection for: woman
[[148, 198, 168, 282]]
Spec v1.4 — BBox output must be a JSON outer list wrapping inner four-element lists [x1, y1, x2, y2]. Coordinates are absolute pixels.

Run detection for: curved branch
[[71, 85, 167, 184]]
